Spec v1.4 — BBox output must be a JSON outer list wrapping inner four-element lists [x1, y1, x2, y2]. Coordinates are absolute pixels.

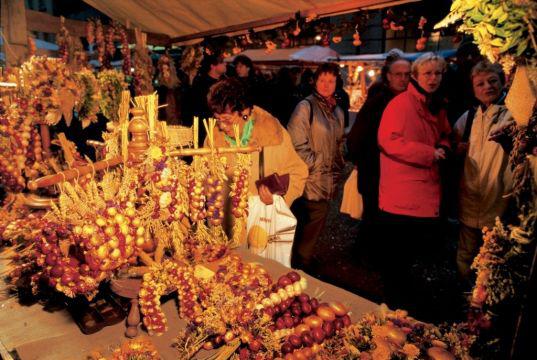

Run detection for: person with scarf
[[207, 78, 308, 245], [287, 63, 345, 271], [453, 61, 514, 286], [377, 53, 451, 320]]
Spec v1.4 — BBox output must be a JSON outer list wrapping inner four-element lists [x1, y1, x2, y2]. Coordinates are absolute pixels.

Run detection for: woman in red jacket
[[377, 53, 451, 320]]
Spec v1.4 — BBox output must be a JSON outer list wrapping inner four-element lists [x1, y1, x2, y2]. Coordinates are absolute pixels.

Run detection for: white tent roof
[[83, 0, 420, 42], [227, 46, 338, 63]]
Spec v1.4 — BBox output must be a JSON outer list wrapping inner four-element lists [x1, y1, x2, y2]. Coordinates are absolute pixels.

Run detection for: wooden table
[[0, 249, 378, 359]]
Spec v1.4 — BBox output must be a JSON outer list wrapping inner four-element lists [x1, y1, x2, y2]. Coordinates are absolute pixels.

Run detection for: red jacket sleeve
[[378, 101, 436, 168]]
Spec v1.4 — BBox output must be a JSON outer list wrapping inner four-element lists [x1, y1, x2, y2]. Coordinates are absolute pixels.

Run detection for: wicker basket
[[167, 124, 194, 148]]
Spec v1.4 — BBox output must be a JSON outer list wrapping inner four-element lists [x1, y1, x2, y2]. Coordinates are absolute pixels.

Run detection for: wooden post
[[127, 108, 149, 164], [125, 298, 140, 338], [39, 125, 52, 159], [1, 0, 28, 66]]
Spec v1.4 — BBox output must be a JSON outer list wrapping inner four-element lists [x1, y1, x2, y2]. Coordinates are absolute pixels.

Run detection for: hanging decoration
[[104, 26, 115, 69], [94, 19, 106, 67], [20, 56, 80, 126], [73, 68, 101, 128], [416, 16, 429, 51], [435, 0, 537, 74], [86, 20, 95, 46], [179, 46, 203, 85], [382, 8, 405, 31], [132, 30, 155, 96], [97, 69, 128, 122], [353, 25, 362, 47], [115, 23, 131, 77], [157, 52, 179, 89], [57, 17, 70, 63]]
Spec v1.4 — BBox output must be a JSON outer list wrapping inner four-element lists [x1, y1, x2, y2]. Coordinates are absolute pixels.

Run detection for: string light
[[367, 69, 375, 78], [314, 34, 322, 41], [357, 65, 364, 72]]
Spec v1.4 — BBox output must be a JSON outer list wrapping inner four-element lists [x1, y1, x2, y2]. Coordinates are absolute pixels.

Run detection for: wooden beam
[[169, 0, 418, 44], [2, 0, 28, 66], [25, 9, 170, 46]]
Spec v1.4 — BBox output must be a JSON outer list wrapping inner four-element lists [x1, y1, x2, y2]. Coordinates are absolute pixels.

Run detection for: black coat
[[346, 84, 396, 218], [187, 73, 220, 144]]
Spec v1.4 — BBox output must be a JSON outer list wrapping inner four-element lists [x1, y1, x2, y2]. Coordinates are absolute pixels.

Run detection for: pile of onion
[[147, 155, 187, 222], [32, 222, 98, 297]]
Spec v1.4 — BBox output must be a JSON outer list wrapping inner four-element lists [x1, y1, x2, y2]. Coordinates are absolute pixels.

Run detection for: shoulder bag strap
[[259, 147, 265, 179], [462, 106, 477, 142]]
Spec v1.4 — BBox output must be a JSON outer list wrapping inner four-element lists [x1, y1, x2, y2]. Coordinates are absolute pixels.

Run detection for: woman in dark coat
[[287, 63, 346, 271], [346, 52, 411, 266]]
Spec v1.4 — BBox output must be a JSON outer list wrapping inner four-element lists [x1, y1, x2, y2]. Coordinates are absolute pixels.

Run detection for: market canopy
[[83, 0, 420, 44], [227, 46, 338, 63]]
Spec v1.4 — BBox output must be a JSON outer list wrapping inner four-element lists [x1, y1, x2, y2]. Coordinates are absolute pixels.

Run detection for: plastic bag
[[247, 195, 296, 267], [340, 168, 363, 219]]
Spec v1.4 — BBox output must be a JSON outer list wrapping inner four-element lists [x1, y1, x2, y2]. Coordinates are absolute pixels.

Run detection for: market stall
[[0, 52, 476, 359]]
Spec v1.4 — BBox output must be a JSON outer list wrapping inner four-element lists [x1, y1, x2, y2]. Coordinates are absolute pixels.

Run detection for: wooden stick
[[168, 145, 260, 157], [86, 140, 106, 148], [40, 124, 52, 159], [27, 155, 122, 190], [193, 116, 199, 149]]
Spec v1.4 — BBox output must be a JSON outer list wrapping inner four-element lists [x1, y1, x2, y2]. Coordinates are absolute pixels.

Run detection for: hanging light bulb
[[357, 65, 364, 72], [315, 34, 322, 41], [367, 69, 376, 77]]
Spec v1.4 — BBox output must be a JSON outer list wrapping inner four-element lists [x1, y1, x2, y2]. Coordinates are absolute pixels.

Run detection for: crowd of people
[[159, 45, 515, 320], [346, 49, 514, 318]]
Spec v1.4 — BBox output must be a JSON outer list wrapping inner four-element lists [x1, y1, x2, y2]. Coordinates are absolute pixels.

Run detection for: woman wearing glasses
[[376, 53, 452, 320]]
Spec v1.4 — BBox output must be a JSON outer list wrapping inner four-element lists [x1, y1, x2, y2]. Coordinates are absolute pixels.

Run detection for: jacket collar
[[249, 106, 283, 147], [407, 80, 428, 104]]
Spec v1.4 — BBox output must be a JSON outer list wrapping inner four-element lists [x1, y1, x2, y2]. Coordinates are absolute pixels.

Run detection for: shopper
[[347, 50, 411, 268], [189, 54, 227, 144], [454, 61, 514, 285], [269, 67, 302, 127], [377, 52, 451, 318], [207, 78, 308, 242], [232, 55, 269, 109], [287, 63, 345, 271]]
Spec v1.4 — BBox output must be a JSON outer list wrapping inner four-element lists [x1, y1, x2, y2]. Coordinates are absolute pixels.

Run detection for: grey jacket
[[287, 94, 345, 201]]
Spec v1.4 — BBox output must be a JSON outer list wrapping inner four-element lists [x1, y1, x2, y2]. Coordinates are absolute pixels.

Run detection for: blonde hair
[[471, 61, 505, 85], [411, 52, 446, 77]]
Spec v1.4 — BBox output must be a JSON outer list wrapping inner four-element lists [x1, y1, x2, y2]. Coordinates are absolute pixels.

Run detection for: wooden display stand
[[26, 109, 260, 338]]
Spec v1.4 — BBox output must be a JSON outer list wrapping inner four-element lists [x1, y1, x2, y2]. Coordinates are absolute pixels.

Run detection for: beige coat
[[208, 106, 309, 240], [454, 104, 514, 229]]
